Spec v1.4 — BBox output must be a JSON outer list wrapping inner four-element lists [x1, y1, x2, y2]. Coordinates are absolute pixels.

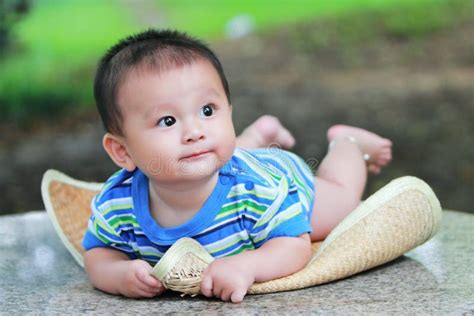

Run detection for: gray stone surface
[[0, 210, 472, 315]]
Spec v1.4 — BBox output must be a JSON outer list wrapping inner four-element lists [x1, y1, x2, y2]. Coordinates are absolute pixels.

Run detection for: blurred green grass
[[0, 0, 138, 122], [0, 0, 472, 123], [290, 0, 473, 56], [160, 0, 420, 39]]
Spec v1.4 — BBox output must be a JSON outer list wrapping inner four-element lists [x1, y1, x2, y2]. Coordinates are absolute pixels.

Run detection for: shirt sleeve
[[81, 196, 136, 259], [248, 176, 313, 249]]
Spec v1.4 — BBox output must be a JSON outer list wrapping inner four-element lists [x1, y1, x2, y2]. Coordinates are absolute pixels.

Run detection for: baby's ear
[[102, 133, 136, 172]]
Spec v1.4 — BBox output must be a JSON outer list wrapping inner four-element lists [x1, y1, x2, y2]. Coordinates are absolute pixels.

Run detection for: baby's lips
[[181, 150, 211, 159]]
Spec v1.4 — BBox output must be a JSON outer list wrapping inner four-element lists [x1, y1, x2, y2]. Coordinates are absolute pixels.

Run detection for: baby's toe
[[383, 151, 393, 160], [379, 152, 392, 162], [368, 164, 381, 175], [278, 127, 296, 149], [378, 159, 390, 167], [381, 138, 393, 147]]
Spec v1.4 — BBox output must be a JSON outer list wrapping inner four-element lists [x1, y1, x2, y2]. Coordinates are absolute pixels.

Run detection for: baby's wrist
[[232, 251, 259, 280]]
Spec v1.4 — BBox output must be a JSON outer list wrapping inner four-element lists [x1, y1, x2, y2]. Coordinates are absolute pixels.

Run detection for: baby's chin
[[145, 149, 233, 184], [151, 155, 224, 182], [178, 154, 227, 176]]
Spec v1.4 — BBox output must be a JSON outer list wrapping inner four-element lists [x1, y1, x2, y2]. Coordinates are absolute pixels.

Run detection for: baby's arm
[[84, 247, 165, 298], [200, 233, 312, 303]]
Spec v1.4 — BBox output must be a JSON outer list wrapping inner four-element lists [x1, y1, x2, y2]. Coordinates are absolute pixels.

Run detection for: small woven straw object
[[152, 237, 215, 296], [41, 170, 442, 296]]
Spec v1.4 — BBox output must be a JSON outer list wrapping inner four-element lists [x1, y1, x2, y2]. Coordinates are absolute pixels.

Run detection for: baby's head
[[94, 29, 231, 136], [94, 29, 236, 184]]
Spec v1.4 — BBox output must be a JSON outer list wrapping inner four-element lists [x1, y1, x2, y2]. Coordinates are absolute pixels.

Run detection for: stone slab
[[0, 210, 472, 314]]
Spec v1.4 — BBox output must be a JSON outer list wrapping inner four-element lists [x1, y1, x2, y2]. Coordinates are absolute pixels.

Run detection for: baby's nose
[[183, 124, 205, 143]]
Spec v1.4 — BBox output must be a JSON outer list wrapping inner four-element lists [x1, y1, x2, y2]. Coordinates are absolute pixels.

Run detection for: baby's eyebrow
[[205, 88, 222, 98], [143, 102, 175, 118], [142, 88, 222, 118]]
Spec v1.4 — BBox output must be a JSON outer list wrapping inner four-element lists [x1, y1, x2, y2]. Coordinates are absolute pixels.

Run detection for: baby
[[82, 29, 392, 303]]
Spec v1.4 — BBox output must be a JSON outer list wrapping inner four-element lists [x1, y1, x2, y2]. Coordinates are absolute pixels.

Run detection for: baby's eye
[[199, 104, 214, 118], [157, 116, 176, 127]]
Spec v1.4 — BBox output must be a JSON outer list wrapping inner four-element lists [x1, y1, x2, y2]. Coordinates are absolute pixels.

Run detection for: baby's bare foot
[[236, 115, 296, 150], [327, 124, 392, 175]]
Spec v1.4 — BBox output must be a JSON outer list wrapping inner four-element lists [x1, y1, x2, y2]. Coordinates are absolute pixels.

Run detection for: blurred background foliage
[[0, 0, 29, 54], [0, 0, 473, 214], [1, 0, 472, 124]]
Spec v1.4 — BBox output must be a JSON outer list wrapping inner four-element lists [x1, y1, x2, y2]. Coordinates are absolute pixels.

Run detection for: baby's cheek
[[219, 136, 236, 162]]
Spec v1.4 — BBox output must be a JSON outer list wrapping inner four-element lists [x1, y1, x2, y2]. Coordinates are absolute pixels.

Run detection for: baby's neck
[[148, 172, 219, 227]]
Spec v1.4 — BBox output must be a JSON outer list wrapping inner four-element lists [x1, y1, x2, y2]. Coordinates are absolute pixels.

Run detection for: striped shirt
[[82, 148, 315, 264]]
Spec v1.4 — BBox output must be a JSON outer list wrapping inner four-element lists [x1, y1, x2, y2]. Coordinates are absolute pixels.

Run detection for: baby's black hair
[[94, 29, 231, 136]]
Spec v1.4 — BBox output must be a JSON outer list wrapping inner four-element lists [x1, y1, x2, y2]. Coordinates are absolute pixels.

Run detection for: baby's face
[[117, 59, 236, 184]]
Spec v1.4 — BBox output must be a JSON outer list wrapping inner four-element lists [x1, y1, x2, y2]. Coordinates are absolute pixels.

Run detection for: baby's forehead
[[131, 51, 210, 75], [121, 56, 214, 87], [117, 59, 221, 111]]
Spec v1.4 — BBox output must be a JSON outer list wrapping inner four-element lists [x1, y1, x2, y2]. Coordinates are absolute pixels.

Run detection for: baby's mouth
[[181, 150, 212, 160]]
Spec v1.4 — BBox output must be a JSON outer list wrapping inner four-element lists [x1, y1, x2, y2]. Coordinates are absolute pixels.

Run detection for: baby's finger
[[155, 285, 166, 295], [213, 285, 223, 299], [125, 284, 156, 299], [137, 269, 160, 288], [200, 275, 213, 297], [136, 281, 160, 295], [230, 288, 246, 304], [134, 287, 157, 299], [220, 288, 232, 302]]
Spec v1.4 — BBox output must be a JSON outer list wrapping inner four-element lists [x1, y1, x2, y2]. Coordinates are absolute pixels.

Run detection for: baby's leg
[[309, 125, 392, 241], [236, 115, 295, 149]]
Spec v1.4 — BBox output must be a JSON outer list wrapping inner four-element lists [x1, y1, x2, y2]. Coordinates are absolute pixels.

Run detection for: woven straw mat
[[41, 170, 441, 295]]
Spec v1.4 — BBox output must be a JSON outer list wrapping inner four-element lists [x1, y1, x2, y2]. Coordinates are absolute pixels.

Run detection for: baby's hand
[[119, 259, 165, 298], [200, 255, 255, 303]]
